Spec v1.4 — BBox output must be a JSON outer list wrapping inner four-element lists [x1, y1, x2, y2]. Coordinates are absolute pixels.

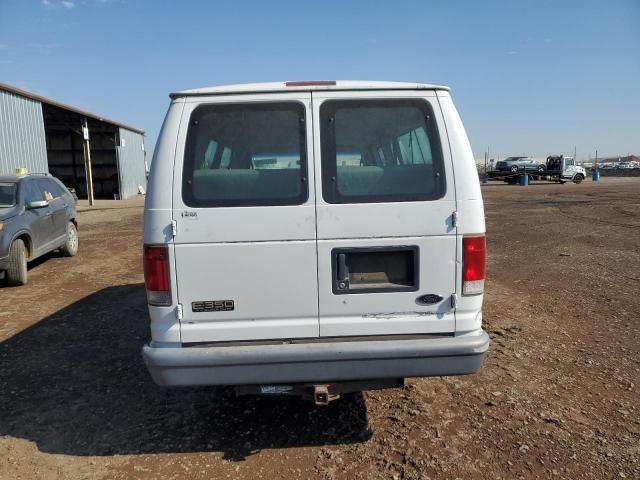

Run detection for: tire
[[60, 222, 79, 257], [6, 239, 28, 286], [537, 165, 545, 173], [510, 165, 518, 173], [573, 174, 584, 184]]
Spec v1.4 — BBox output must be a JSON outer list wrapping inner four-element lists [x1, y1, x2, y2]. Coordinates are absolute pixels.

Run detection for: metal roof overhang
[[0, 82, 144, 135]]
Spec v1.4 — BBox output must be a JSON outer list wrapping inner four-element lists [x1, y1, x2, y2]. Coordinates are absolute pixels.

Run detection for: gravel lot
[[1, 177, 638, 480]]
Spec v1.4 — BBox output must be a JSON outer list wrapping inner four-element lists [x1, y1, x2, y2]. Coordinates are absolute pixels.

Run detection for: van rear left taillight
[[462, 235, 486, 296], [143, 244, 171, 306]]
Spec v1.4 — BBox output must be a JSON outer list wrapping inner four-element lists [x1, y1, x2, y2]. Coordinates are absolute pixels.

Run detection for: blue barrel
[[592, 170, 600, 182], [519, 174, 529, 186]]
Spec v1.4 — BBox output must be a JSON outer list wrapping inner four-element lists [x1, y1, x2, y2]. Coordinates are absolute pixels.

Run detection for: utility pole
[[574, 145, 577, 161], [82, 118, 95, 206]]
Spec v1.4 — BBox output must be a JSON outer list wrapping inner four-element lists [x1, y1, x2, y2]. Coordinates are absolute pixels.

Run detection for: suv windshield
[[0, 182, 17, 207]]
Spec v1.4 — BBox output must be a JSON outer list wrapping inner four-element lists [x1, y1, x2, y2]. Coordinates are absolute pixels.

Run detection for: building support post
[[82, 117, 94, 206]]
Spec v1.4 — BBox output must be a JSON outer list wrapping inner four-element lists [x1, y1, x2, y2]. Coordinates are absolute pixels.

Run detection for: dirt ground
[[1, 177, 638, 480]]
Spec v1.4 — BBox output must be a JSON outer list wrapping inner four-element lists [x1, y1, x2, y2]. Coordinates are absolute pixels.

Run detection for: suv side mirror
[[27, 200, 49, 209]]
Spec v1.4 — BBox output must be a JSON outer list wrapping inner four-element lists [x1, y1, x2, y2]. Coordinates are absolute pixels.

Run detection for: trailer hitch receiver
[[312, 385, 336, 406], [235, 378, 404, 405]]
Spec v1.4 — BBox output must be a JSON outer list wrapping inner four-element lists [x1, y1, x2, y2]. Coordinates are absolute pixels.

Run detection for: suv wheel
[[60, 222, 79, 257], [6, 239, 28, 286], [510, 165, 518, 173], [537, 165, 545, 172]]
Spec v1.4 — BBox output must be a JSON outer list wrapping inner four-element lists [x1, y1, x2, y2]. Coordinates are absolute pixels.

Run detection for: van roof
[[170, 81, 450, 99]]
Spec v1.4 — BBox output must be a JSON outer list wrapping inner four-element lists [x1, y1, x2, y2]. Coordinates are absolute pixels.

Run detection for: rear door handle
[[337, 253, 350, 289]]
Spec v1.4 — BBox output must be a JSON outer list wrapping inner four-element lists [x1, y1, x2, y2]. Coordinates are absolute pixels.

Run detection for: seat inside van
[[336, 164, 435, 196], [192, 164, 437, 201], [192, 168, 302, 200]]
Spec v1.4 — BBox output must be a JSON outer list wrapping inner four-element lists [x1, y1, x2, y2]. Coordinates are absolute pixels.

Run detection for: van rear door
[[312, 90, 457, 336], [172, 93, 318, 343]]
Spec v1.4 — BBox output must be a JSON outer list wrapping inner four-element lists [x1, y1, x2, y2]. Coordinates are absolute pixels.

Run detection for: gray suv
[[0, 174, 78, 286]]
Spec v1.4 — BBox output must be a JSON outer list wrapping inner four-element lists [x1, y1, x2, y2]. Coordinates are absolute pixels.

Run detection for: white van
[[142, 81, 489, 403]]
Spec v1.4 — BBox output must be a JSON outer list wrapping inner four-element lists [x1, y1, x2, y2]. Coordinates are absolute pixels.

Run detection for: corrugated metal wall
[[116, 128, 146, 199], [0, 89, 48, 175]]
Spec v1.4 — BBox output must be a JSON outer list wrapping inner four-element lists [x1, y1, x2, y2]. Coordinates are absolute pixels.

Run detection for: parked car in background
[[495, 156, 546, 173], [0, 173, 78, 286], [617, 162, 636, 170]]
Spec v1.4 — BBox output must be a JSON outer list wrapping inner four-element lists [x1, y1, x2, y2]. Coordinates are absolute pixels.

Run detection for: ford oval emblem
[[416, 294, 443, 305]]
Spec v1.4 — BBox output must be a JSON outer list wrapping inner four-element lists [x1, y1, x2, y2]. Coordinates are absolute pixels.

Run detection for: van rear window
[[320, 99, 446, 203], [182, 102, 308, 207]]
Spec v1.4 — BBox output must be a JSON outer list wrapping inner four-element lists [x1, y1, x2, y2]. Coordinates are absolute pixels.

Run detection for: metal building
[[0, 82, 146, 201]]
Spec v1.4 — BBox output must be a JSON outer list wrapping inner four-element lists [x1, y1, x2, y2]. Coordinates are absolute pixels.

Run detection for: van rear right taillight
[[462, 235, 486, 296], [143, 244, 171, 306]]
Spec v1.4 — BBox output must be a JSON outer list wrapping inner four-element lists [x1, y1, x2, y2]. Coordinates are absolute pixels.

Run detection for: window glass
[[320, 99, 446, 203], [337, 152, 362, 167], [183, 102, 307, 207], [23, 181, 45, 204], [0, 182, 17, 207], [38, 179, 64, 201]]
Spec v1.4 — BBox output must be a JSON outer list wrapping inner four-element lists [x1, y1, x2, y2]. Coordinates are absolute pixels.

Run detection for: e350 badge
[[192, 300, 235, 312]]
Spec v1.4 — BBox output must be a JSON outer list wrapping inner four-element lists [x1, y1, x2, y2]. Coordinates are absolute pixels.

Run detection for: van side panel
[[436, 91, 485, 333], [144, 99, 184, 243], [436, 92, 485, 236], [143, 99, 185, 344]]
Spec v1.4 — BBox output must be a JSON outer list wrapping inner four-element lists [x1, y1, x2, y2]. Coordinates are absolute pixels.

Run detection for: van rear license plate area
[[260, 385, 294, 394]]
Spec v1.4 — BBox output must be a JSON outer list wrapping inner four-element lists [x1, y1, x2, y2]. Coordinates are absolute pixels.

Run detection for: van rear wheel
[[6, 239, 28, 286]]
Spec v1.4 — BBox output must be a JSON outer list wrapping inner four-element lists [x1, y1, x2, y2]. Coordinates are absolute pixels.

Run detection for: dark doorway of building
[[42, 103, 120, 200]]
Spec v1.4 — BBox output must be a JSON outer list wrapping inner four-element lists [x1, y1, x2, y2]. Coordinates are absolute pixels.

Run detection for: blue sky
[[0, 0, 638, 161]]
